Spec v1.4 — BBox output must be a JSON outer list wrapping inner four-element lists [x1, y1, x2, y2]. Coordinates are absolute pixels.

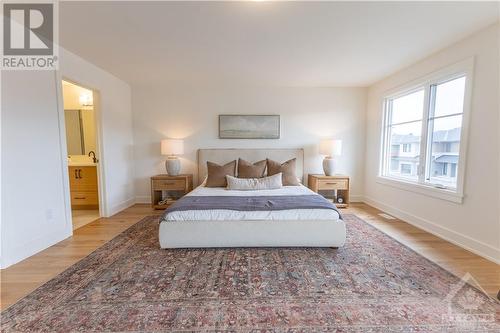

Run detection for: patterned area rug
[[2, 215, 499, 332]]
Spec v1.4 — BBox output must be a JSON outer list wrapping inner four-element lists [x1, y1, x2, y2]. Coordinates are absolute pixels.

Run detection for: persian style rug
[[2, 215, 499, 332]]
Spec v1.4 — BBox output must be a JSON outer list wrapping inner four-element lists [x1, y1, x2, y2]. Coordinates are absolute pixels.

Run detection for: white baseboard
[[362, 196, 500, 265], [135, 195, 151, 204], [350, 194, 364, 203], [132, 192, 500, 264], [107, 197, 136, 217], [0, 228, 72, 269], [1, 197, 134, 269]]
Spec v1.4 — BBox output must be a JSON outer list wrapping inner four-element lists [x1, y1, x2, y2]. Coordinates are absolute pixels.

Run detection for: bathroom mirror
[[65, 108, 97, 156], [65, 109, 85, 155]]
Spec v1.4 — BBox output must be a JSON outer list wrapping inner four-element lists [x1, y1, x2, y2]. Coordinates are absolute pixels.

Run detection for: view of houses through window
[[381, 75, 466, 190]]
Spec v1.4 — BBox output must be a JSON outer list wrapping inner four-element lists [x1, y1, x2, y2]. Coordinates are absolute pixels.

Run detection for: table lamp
[[161, 139, 184, 176], [319, 139, 342, 176]]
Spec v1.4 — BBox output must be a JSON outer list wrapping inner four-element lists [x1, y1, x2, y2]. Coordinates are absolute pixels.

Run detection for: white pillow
[[226, 173, 283, 190]]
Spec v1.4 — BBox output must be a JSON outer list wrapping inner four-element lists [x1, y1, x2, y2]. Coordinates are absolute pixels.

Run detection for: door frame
[[56, 73, 107, 230]]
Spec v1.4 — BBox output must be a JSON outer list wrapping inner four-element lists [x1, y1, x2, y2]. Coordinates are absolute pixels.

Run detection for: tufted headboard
[[197, 148, 304, 186]]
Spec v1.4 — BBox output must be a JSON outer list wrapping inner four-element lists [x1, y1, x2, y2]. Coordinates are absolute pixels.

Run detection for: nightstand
[[308, 174, 350, 208], [150, 174, 193, 209]]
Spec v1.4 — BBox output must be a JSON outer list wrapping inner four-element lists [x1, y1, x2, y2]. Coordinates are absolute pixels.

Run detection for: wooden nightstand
[[150, 174, 193, 209], [308, 174, 350, 208]]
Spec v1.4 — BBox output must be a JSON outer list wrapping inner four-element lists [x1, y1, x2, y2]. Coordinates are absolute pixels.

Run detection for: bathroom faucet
[[88, 151, 98, 163]]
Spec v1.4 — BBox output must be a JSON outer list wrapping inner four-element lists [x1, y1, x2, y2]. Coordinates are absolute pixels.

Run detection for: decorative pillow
[[226, 173, 282, 191], [266, 158, 300, 186], [237, 158, 267, 178], [206, 160, 236, 187]]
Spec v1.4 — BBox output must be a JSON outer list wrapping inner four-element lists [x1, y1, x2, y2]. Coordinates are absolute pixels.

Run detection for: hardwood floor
[[72, 209, 100, 230], [1, 203, 499, 310]]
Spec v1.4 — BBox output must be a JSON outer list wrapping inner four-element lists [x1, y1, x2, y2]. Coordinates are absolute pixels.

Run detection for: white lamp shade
[[161, 139, 184, 155], [319, 139, 342, 156]]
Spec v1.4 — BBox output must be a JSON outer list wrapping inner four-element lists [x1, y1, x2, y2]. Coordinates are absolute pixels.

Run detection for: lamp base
[[322, 157, 336, 176], [165, 157, 181, 176]]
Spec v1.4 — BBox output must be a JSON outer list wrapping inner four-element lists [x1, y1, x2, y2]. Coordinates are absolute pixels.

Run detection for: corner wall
[[0, 49, 134, 268], [60, 49, 135, 216], [364, 24, 500, 263], [1, 70, 71, 269], [131, 85, 367, 203]]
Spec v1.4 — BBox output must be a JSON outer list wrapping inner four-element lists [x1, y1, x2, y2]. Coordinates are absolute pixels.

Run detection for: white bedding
[[162, 184, 340, 222]]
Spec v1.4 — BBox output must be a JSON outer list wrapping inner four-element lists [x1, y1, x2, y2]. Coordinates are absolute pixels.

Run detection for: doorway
[[62, 80, 101, 230]]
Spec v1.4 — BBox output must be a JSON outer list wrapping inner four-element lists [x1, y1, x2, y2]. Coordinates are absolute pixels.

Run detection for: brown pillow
[[267, 158, 300, 186], [238, 158, 267, 178], [206, 160, 236, 187]]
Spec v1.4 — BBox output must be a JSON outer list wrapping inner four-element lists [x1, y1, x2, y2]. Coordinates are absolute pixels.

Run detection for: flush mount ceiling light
[[79, 93, 93, 107]]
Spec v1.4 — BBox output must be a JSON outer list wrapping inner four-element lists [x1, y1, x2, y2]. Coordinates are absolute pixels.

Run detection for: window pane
[[390, 89, 424, 124], [386, 121, 421, 181], [428, 115, 462, 188], [401, 164, 412, 174], [433, 76, 466, 117]]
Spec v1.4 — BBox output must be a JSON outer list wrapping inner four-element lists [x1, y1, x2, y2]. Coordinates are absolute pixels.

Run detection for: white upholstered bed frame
[[159, 148, 346, 248]]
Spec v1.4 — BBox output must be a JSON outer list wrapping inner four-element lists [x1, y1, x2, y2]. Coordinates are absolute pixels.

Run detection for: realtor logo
[[3, 3, 53, 55], [442, 273, 497, 329], [1, 1, 58, 69]]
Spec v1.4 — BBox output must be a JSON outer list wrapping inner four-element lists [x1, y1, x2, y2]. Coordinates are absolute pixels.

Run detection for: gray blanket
[[163, 194, 341, 219]]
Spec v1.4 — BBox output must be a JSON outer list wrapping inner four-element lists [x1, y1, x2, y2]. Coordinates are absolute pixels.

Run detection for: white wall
[[364, 24, 500, 263], [1, 70, 71, 269], [132, 85, 367, 202], [498, 23, 500, 260], [0, 49, 134, 268], [2, 20, 496, 271], [60, 49, 135, 215]]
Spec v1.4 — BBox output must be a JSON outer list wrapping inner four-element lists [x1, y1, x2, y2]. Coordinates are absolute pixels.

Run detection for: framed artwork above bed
[[219, 115, 280, 139]]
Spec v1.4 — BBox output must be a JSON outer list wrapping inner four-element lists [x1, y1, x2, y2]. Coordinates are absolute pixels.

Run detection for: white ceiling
[[60, 1, 499, 87]]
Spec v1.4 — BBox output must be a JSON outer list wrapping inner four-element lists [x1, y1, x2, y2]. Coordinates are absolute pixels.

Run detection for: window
[[382, 89, 424, 182], [426, 77, 465, 188], [390, 159, 399, 171], [443, 142, 452, 152], [379, 60, 471, 201], [450, 163, 457, 178], [442, 163, 448, 176], [401, 164, 412, 174]]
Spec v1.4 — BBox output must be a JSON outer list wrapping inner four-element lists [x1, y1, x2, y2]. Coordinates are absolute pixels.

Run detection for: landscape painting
[[219, 115, 280, 139]]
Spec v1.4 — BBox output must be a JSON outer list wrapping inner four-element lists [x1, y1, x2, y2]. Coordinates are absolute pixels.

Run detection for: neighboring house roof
[[392, 127, 460, 144], [434, 154, 459, 164], [432, 127, 461, 142], [392, 134, 420, 144]]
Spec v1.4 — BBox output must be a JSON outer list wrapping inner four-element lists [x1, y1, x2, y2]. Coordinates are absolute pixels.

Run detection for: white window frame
[[377, 58, 474, 203]]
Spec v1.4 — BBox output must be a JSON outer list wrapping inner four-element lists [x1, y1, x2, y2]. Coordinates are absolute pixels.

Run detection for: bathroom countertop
[[68, 155, 98, 167], [68, 162, 97, 167]]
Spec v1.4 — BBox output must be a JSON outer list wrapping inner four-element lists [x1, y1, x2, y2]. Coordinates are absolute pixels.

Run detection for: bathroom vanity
[[68, 165, 98, 209]]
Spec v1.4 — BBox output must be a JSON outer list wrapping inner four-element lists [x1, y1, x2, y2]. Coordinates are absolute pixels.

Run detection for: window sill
[[376, 176, 463, 204]]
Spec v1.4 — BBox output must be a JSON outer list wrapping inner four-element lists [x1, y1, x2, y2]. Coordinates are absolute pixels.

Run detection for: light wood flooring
[[1, 203, 499, 310], [72, 209, 100, 230]]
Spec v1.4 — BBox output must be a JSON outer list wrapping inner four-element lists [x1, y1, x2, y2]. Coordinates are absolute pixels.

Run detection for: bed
[[158, 148, 346, 248]]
